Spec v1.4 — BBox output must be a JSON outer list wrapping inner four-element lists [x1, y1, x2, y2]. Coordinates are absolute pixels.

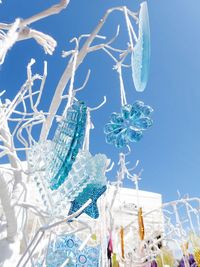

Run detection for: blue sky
[[0, 0, 200, 202]]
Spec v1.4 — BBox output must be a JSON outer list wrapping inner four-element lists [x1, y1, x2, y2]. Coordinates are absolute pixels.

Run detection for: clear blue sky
[[0, 0, 200, 202]]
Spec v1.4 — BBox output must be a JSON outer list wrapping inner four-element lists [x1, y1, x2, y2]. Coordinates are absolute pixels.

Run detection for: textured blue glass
[[55, 151, 108, 205], [131, 2, 150, 92], [27, 140, 55, 210], [68, 184, 107, 219], [36, 234, 100, 267], [104, 101, 153, 148], [49, 101, 87, 190]]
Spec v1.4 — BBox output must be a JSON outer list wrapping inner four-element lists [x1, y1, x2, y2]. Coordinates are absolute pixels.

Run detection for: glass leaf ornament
[[68, 153, 109, 219], [48, 100, 87, 190], [104, 101, 153, 148], [132, 1, 150, 92], [36, 234, 100, 267]]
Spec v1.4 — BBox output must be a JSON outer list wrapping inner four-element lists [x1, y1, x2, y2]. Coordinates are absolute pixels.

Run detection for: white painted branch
[[40, 6, 130, 141], [0, 0, 70, 30], [0, 0, 69, 63], [18, 28, 57, 55], [20, 0, 70, 27], [0, 19, 20, 64], [0, 120, 22, 185], [0, 172, 17, 242], [17, 199, 92, 267]]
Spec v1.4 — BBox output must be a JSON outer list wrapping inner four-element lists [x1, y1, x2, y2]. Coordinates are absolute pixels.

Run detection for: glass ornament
[[54, 151, 109, 213], [178, 254, 197, 267], [49, 100, 87, 190], [67, 150, 109, 219], [36, 234, 100, 267], [27, 140, 55, 210], [104, 101, 153, 148], [132, 1, 150, 92], [68, 184, 107, 219]]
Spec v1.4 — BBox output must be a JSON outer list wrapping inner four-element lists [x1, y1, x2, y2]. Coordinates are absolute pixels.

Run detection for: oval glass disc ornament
[[132, 1, 150, 92]]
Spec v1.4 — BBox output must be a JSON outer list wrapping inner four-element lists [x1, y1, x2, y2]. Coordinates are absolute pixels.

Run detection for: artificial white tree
[[0, 1, 200, 267]]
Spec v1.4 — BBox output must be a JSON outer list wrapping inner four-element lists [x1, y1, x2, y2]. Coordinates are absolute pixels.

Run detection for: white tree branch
[[0, 172, 18, 242], [40, 6, 135, 141]]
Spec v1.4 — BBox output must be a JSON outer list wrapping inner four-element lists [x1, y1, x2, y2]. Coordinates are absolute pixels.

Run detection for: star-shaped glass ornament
[[68, 184, 107, 219], [131, 1, 150, 92], [56, 151, 108, 200]]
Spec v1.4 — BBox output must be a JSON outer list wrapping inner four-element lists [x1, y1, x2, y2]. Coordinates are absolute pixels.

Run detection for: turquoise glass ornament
[[27, 140, 54, 210], [104, 101, 153, 148], [36, 234, 100, 267], [56, 151, 109, 205], [68, 184, 107, 219], [67, 152, 109, 219], [49, 100, 87, 190], [132, 1, 150, 92]]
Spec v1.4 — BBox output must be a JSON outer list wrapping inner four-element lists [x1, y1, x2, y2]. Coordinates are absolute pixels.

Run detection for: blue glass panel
[[36, 234, 100, 267], [132, 2, 150, 92], [49, 101, 87, 190]]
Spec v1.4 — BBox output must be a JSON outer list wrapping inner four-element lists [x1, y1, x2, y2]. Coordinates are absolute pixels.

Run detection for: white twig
[[40, 6, 136, 141], [0, 172, 18, 242]]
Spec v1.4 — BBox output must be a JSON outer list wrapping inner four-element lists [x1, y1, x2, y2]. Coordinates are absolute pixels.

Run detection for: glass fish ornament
[[104, 101, 153, 148], [132, 1, 150, 92]]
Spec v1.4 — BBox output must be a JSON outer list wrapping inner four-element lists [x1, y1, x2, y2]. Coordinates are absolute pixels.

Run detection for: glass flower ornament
[[104, 100, 153, 148], [48, 100, 87, 190], [132, 1, 150, 92]]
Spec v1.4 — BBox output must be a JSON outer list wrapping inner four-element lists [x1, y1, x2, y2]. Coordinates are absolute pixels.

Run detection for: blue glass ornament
[[27, 140, 55, 210], [54, 151, 108, 212], [36, 234, 100, 267], [132, 1, 150, 92], [104, 101, 153, 148], [68, 184, 107, 219], [67, 150, 109, 219], [49, 100, 87, 190]]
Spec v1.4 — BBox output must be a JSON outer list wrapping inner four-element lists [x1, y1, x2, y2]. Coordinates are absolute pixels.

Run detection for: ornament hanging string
[[117, 64, 127, 106]]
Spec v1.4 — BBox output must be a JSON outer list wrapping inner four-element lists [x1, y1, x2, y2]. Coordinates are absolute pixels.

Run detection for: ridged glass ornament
[[36, 234, 100, 267], [49, 100, 87, 190], [67, 152, 109, 219], [56, 151, 108, 204], [132, 1, 150, 92]]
